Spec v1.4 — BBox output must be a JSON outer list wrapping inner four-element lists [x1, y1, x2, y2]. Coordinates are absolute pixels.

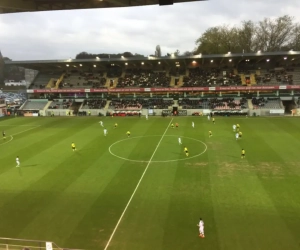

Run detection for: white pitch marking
[[11, 125, 41, 136], [0, 125, 41, 147], [0, 125, 41, 126], [103, 119, 173, 250], [0, 135, 13, 146], [109, 135, 207, 163]]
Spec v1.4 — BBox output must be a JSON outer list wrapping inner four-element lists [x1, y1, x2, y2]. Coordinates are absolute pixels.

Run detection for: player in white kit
[[16, 156, 20, 167], [146, 114, 148, 120], [235, 133, 239, 140], [198, 218, 205, 238], [178, 137, 182, 145], [99, 121, 104, 127], [233, 124, 236, 132], [207, 115, 210, 120], [104, 128, 107, 136], [192, 122, 194, 128]]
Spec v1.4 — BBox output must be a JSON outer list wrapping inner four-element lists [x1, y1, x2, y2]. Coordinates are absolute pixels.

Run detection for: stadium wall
[[248, 109, 285, 116], [39, 108, 288, 117], [45, 109, 74, 116], [79, 109, 105, 116]]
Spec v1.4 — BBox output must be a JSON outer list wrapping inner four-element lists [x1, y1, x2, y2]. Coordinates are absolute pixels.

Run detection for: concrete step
[[104, 100, 111, 109], [247, 99, 253, 109], [43, 101, 53, 110]]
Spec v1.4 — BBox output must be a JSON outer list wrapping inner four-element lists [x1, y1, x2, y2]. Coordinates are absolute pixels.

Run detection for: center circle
[[109, 135, 207, 163]]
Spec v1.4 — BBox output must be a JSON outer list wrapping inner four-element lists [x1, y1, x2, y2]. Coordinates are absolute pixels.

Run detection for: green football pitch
[[0, 116, 300, 250]]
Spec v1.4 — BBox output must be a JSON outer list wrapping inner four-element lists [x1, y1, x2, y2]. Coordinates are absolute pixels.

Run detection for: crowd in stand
[[109, 98, 174, 110], [179, 97, 247, 109], [252, 97, 280, 109], [118, 69, 170, 87], [83, 99, 107, 109], [169, 67, 186, 76], [252, 97, 266, 107], [28, 65, 300, 92], [48, 99, 73, 109], [255, 69, 293, 85], [61, 72, 106, 88], [183, 68, 241, 87], [110, 99, 142, 110], [179, 98, 207, 109], [29, 66, 300, 90], [136, 98, 174, 109], [107, 67, 122, 78], [209, 97, 247, 109]]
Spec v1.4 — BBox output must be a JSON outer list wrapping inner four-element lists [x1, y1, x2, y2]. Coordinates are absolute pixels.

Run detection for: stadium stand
[[107, 66, 122, 78], [179, 97, 248, 109], [22, 100, 48, 110], [169, 67, 186, 76], [30, 72, 62, 89], [48, 99, 73, 109], [137, 98, 174, 109], [252, 97, 282, 109], [109, 99, 142, 110], [209, 97, 248, 110], [0, 92, 27, 105], [292, 68, 300, 85], [81, 99, 107, 109], [117, 69, 171, 87], [182, 68, 241, 87], [179, 98, 208, 109], [109, 98, 174, 110], [26, 66, 300, 90], [252, 67, 300, 85], [62, 72, 106, 88]]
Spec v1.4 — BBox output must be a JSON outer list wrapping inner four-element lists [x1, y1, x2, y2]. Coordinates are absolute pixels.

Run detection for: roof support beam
[[0, 0, 35, 11]]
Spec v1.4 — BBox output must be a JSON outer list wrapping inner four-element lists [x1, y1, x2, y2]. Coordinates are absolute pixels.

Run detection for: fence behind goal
[[0, 237, 82, 250]]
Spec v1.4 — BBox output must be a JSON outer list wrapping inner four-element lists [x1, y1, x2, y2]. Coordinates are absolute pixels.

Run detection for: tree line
[[194, 15, 300, 54], [75, 51, 145, 59], [75, 15, 300, 58]]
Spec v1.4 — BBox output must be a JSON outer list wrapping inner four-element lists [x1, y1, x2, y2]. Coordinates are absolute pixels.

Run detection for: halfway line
[[103, 118, 173, 250]]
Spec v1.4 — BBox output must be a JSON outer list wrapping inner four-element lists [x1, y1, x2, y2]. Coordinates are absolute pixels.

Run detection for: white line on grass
[[109, 135, 207, 163], [104, 118, 173, 250], [0, 125, 41, 126], [12, 125, 41, 136], [0, 135, 13, 146], [0, 125, 41, 147]]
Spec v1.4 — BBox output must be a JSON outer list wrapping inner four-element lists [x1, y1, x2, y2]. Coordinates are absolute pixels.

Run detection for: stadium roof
[[4, 51, 300, 71], [0, 0, 203, 14]]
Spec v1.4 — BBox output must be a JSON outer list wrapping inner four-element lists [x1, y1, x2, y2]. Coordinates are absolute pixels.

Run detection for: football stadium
[[1, 1, 300, 250]]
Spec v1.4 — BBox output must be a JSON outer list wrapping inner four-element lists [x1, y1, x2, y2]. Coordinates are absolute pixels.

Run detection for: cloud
[[0, 0, 300, 60]]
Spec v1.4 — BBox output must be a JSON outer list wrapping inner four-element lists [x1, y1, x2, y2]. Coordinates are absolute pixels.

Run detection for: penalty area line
[[103, 118, 173, 250], [0, 135, 13, 146], [11, 125, 41, 136], [0, 125, 41, 147]]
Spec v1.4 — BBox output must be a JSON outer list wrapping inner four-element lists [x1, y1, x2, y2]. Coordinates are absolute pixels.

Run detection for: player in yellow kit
[[241, 149, 245, 159], [209, 131, 212, 137], [71, 142, 76, 151], [126, 131, 131, 137], [184, 147, 189, 157], [114, 123, 118, 129]]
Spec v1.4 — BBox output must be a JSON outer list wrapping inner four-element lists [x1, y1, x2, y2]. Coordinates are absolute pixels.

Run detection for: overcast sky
[[0, 0, 300, 60]]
